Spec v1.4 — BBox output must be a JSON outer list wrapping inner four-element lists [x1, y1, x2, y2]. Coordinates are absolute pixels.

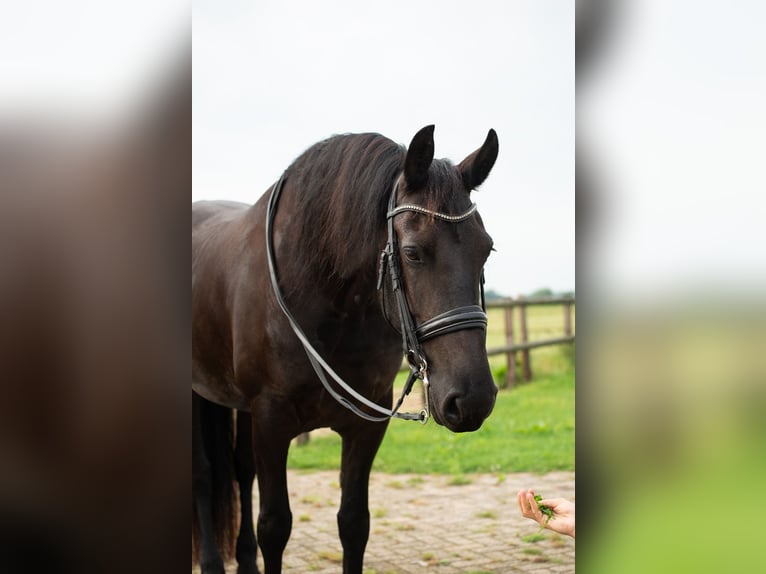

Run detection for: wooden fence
[[485, 296, 575, 387]]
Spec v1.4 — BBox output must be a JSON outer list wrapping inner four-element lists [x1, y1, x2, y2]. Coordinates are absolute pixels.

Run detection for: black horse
[[192, 125, 499, 574]]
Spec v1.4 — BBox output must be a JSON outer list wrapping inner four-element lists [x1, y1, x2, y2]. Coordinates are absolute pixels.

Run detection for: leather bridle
[[266, 172, 487, 424]]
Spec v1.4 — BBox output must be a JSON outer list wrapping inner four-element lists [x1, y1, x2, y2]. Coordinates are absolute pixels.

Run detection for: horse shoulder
[[192, 201, 257, 409]]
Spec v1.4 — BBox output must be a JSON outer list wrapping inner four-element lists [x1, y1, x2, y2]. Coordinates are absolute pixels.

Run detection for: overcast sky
[[193, 1, 575, 296]]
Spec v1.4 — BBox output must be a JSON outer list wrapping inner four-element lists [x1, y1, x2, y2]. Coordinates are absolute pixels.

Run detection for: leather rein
[[266, 172, 487, 424]]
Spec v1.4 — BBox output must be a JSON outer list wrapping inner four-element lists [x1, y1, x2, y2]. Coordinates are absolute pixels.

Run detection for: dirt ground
[[193, 469, 575, 574]]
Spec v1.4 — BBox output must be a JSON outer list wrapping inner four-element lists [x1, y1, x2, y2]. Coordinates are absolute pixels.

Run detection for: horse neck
[[279, 243, 383, 326], [268, 178, 386, 315], [254, 154, 404, 353]]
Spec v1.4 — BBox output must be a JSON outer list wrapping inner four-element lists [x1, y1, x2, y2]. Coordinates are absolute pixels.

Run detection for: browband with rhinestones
[[386, 202, 478, 222]]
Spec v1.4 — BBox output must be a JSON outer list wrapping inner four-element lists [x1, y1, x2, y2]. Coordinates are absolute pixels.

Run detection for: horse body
[[192, 192, 402, 420], [192, 126, 499, 574]]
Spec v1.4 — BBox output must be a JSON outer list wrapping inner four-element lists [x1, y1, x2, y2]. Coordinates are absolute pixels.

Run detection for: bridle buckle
[[406, 349, 427, 377]]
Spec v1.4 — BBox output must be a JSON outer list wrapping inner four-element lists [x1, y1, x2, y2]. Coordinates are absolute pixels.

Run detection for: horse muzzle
[[428, 368, 497, 433]]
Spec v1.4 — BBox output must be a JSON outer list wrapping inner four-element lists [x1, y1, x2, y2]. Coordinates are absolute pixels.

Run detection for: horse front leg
[[251, 403, 294, 574], [337, 420, 389, 574]]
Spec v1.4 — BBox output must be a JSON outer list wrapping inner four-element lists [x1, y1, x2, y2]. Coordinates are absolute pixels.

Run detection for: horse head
[[385, 125, 499, 432]]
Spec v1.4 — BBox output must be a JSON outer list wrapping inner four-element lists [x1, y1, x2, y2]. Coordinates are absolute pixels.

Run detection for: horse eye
[[402, 246, 421, 262]]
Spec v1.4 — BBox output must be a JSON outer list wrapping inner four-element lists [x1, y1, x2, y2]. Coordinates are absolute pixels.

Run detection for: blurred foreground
[[579, 0, 766, 571], [0, 9, 189, 571]]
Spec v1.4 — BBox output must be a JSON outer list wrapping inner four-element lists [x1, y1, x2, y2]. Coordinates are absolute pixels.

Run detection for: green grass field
[[288, 357, 574, 474]]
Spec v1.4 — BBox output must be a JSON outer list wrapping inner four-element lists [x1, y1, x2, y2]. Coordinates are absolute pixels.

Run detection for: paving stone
[[192, 470, 574, 573]]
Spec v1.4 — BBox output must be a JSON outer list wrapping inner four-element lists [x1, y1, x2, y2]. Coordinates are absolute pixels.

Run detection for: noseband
[[266, 172, 487, 424]]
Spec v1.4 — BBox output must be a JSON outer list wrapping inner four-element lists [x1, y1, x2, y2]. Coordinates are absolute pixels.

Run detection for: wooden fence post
[[564, 301, 572, 337], [504, 302, 516, 387], [519, 299, 532, 381]]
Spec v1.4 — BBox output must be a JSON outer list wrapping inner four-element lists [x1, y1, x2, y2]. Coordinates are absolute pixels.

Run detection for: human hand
[[516, 489, 575, 538]]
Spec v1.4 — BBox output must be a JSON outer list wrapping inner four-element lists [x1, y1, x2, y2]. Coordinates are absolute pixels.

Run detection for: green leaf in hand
[[534, 493, 554, 526]]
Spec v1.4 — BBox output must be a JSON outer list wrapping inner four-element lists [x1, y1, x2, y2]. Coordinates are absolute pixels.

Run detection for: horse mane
[[283, 132, 463, 285]]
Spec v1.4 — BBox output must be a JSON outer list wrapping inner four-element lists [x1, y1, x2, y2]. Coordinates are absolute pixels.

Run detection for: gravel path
[[194, 469, 575, 573]]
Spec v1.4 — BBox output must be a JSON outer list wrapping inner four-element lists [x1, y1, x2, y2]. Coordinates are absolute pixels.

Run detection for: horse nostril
[[443, 393, 462, 425]]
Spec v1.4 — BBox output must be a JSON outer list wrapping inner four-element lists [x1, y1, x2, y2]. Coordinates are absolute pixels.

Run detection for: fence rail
[[486, 334, 575, 355], [486, 296, 576, 308]]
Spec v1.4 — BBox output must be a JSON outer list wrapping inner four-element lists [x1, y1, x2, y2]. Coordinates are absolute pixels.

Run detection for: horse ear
[[458, 129, 499, 190], [404, 125, 435, 189]]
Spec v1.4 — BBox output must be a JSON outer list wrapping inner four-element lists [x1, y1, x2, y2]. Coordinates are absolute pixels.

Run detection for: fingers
[[516, 489, 531, 515], [517, 489, 544, 524], [516, 489, 531, 517]]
